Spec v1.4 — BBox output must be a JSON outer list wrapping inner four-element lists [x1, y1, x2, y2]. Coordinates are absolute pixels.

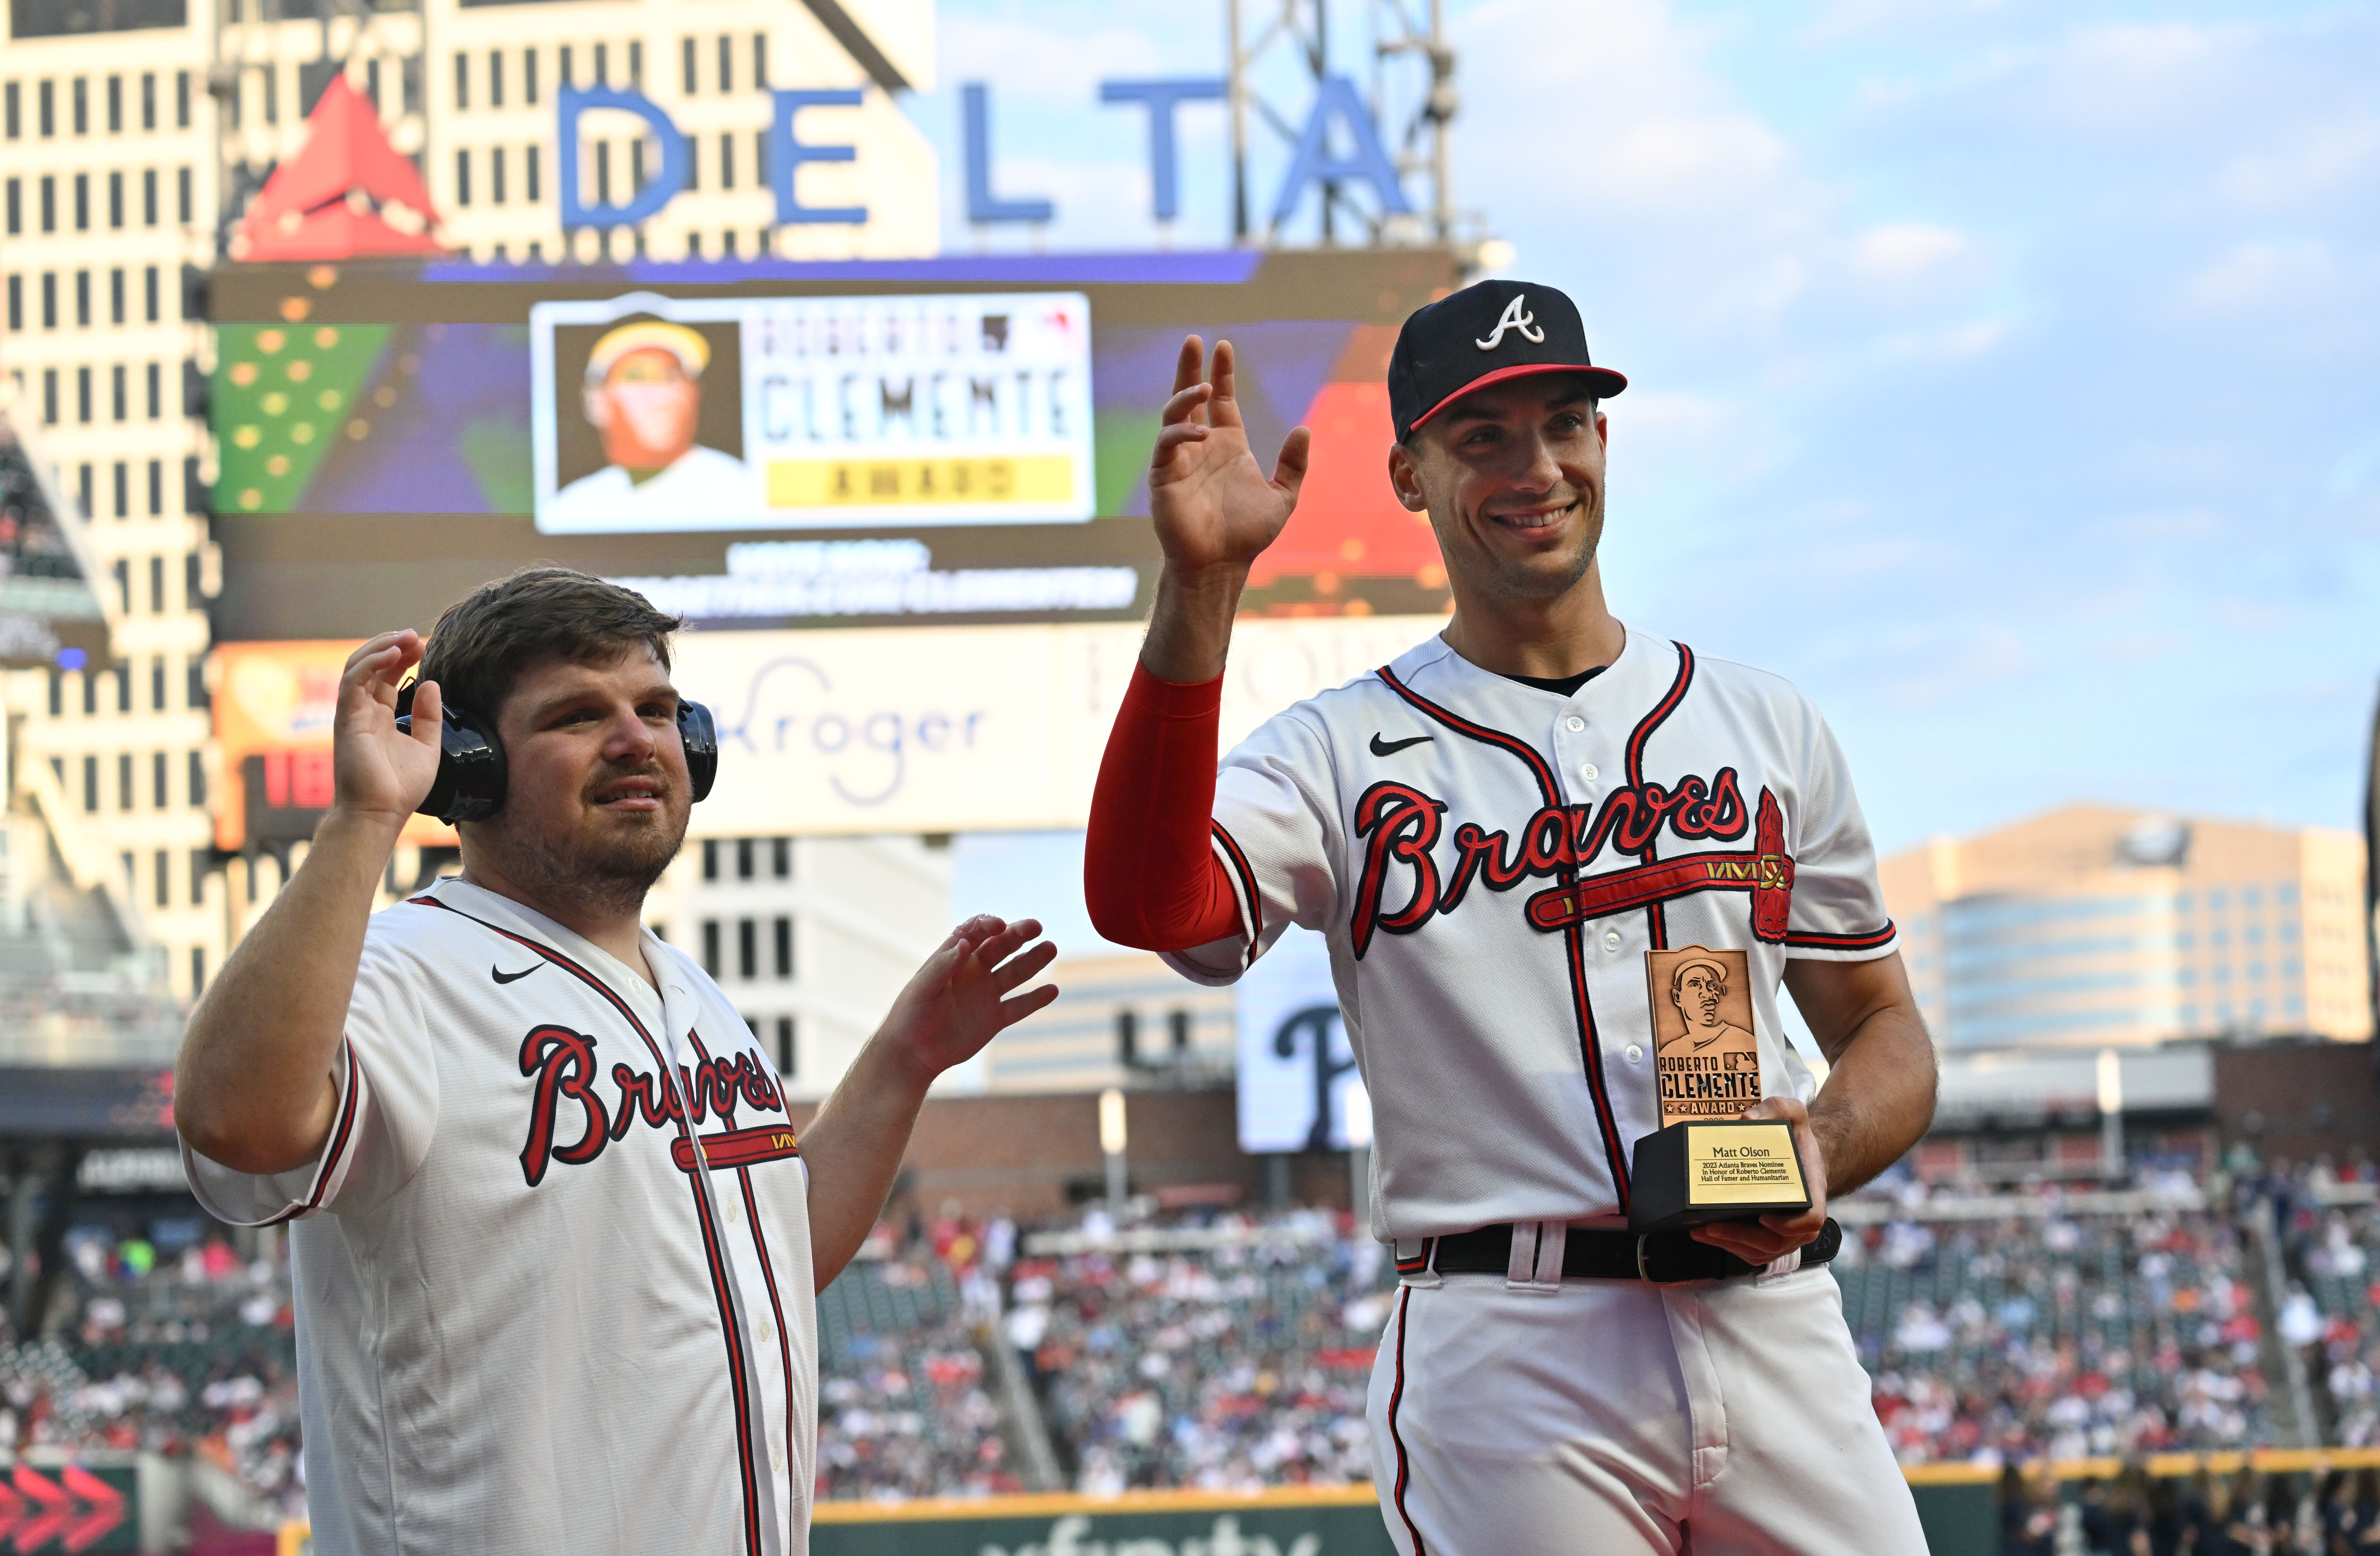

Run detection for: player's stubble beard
[[469, 760, 689, 922], [1442, 478, 1604, 608]]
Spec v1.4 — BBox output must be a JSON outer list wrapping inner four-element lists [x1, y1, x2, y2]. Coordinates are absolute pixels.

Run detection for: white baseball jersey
[[1164, 628, 1898, 1242], [182, 876, 816, 1556]]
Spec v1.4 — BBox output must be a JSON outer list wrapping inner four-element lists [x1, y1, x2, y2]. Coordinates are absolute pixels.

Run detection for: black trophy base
[[1628, 1119, 1812, 1233]]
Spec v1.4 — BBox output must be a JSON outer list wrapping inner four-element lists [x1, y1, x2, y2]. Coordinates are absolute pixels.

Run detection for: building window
[[525, 144, 541, 203], [735, 918, 758, 979], [700, 918, 721, 976], [150, 656, 165, 710], [42, 368, 56, 424], [188, 749, 207, 807], [74, 171, 88, 230], [190, 849, 208, 906], [3, 83, 16, 139], [39, 81, 55, 138], [117, 751, 134, 809], [147, 459, 161, 514], [702, 838, 719, 880], [176, 166, 191, 223], [455, 149, 471, 206], [488, 50, 504, 109], [72, 76, 87, 136], [682, 37, 697, 96], [716, 35, 733, 94], [141, 72, 155, 131], [628, 40, 643, 89], [74, 270, 90, 327], [752, 33, 768, 90], [736, 838, 754, 880], [491, 147, 506, 205], [771, 837, 790, 878], [525, 48, 540, 106], [114, 659, 130, 713], [593, 43, 608, 87], [149, 554, 165, 612], [145, 360, 159, 417], [190, 945, 206, 995], [774, 1016, 795, 1078], [5, 277, 16, 333], [453, 51, 468, 111], [82, 755, 98, 811], [107, 170, 121, 228], [154, 849, 170, 906], [111, 361, 125, 417], [39, 174, 54, 233], [152, 751, 167, 806], [144, 264, 158, 320], [175, 70, 190, 128], [76, 365, 92, 422], [719, 132, 735, 190], [4, 178, 16, 234], [773, 916, 792, 978], [112, 460, 126, 516]]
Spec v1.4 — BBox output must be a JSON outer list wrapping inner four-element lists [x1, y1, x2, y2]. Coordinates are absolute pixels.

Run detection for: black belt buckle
[[1633, 1232, 1708, 1286]]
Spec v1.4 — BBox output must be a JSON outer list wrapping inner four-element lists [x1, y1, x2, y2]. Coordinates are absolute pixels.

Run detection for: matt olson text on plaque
[[1628, 1119, 1812, 1233]]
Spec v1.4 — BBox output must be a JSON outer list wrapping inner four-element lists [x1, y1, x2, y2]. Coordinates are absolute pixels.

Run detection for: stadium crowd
[[3, 1155, 2377, 1528]]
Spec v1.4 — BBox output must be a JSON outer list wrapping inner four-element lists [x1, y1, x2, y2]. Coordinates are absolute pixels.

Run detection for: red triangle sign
[[236, 75, 448, 260]]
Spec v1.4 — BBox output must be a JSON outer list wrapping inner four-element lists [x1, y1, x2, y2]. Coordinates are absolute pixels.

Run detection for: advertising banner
[[210, 640, 457, 851], [530, 292, 1097, 534], [207, 615, 1444, 846], [1235, 927, 1371, 1155], [666, 613, 1442, 839]]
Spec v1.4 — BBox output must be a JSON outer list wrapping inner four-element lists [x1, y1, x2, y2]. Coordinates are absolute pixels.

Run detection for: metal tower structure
[[1225, 0, 1468, 250]]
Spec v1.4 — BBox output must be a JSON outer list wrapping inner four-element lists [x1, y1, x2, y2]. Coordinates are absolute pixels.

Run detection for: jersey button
[[770, 1447, 786, 1473], [1625, 1043, 1645, 1064], [756, 1317, 774, 1344], [1579, 762, 1600, 782], [1602, 929, 1622, 952], [724, 1199, 742, 1223], [1565, 716, 1586, 732]]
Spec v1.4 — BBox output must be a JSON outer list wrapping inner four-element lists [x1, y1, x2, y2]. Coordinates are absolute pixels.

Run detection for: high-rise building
[[0, 0, 935, 1011], [1880, 805, 2371, 1051]]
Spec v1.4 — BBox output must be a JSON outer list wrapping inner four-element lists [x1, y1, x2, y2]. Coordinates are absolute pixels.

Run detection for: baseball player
[[173, 568, 1056, 1554], [1084, 281, 1938, 1553]]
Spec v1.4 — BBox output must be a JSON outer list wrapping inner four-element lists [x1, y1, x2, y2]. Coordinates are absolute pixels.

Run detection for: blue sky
[[923, 1, 2380, 947]]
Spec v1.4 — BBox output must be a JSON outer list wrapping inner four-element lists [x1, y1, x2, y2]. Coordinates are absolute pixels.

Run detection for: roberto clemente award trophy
[[1628, 946, 1811, 1232]]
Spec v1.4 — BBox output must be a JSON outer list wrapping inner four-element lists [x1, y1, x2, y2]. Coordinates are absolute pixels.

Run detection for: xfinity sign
[[557, 78, 1411, 232]]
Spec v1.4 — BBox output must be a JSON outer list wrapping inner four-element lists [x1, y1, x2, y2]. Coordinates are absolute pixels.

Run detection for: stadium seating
[[814, 1255, 1018, 1500]]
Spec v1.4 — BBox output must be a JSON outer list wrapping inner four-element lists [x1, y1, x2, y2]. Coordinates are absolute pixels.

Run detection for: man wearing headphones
[[173, 568, 1057, 1554]]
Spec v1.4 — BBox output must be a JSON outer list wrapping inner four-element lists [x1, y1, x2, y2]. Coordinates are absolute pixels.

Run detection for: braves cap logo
[[1476, 294, 1545, 350]]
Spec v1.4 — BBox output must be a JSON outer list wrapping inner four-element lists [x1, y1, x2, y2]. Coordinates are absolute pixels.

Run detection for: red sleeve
[[1083, 663, 1245, 952]]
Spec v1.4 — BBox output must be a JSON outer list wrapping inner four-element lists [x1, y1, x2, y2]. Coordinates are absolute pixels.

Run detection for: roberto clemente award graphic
[[1629, 946, 1810, 1232]]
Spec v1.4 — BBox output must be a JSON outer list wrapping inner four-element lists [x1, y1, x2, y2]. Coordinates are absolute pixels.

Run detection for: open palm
[[881, 916, 1058, 1079], [1148, 336, 1312, 573]]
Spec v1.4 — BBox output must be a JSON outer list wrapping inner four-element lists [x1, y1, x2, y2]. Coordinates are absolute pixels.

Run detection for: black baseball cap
[[1387, 279, 1627, 443]]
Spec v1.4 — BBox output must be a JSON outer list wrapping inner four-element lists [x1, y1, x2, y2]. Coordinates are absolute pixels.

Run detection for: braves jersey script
[[183, 877, 816, 1556], [1165, 629, 1897, 1241]]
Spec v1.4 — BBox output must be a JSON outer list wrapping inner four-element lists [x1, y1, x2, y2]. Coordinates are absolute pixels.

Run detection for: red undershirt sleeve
[[1083, 663, 1245, 952]]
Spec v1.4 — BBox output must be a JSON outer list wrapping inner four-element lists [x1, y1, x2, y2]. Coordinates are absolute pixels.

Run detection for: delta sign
[[558, 77, 1410, 232]]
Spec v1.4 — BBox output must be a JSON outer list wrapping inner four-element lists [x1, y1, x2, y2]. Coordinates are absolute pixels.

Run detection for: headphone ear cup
[[678, 701, 718, 803], [395, 698, 508, 825]]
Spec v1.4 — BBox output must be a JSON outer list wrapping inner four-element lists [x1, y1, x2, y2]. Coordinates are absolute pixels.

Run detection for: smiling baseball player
[[1084, 281, 1937, 1553], [174, 568, 1056, 1554]]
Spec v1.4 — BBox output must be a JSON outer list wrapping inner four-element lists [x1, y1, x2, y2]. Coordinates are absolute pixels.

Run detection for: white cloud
[[2178, 237, 2337, 313], [1850, 222, 1971, 286]]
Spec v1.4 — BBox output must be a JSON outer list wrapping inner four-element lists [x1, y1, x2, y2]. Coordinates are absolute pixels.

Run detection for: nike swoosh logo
[[1369, 732, 1434, 756], [492, 964, 542, 985]]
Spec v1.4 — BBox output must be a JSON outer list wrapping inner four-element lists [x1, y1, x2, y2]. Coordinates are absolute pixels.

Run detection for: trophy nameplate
[[1628, 1118, 1810, 1232]]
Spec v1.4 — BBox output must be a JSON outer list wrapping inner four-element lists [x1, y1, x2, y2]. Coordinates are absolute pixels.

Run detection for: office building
[[1881, 805, 2371, 1051]]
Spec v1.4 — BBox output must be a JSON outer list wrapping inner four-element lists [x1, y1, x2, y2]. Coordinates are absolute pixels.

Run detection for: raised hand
[[1148, 336, 1312, 576], [335, 629, 447, 827], [877, 915, 1059, 1082]]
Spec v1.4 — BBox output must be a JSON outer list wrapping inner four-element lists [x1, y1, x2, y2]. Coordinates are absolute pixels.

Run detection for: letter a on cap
[[1477, 294, 1545, 350]]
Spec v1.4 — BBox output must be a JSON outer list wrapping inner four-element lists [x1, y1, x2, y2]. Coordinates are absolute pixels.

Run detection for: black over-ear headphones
[[394, 682, 719, 825]]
